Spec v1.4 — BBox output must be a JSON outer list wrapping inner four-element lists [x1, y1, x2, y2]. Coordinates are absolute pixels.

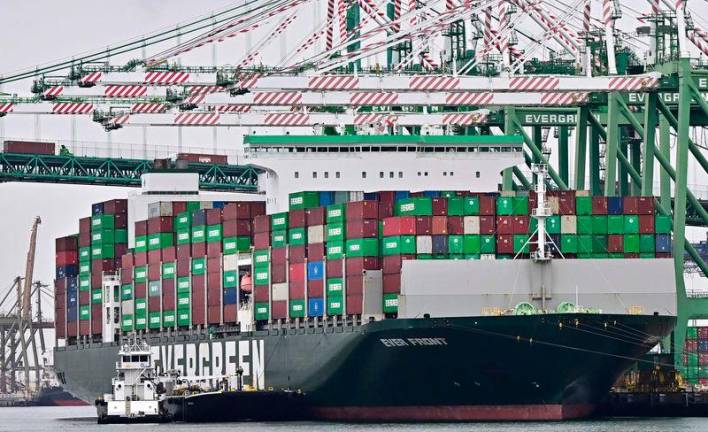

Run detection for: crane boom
[[22, 217, 41, 323]]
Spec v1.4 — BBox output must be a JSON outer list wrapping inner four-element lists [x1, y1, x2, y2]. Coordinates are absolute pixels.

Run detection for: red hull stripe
[[51, 399, 89, 407], [310, 404, 595, 421]]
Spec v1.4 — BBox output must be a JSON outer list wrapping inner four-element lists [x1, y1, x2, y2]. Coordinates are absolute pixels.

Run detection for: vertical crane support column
[[589, 124, 601, 195], [604, 92, 620, 195], [502, 108, 516, 190], [603, 0, 617, 74], [658, 115, 671, 207], [619, 129, 630, 196], [347, 0, 361, 71], [575, 106, 589, 189], [532, 126, 543, 185], [558, 126, 569, 185], [641, 92, 659, 195]]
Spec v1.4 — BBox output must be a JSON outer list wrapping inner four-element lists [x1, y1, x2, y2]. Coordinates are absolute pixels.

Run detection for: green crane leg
[[630, 137, 641, 196], [559, 126, 569, 186], [656, 97, 708, 174], [574, 107, 589, 190], [659, 116, 671, 209], [533, 126, 543, 185], [642, 93, 658, 195], [502, 108, 517, 191], [510, 114, 568, 190], [619, 129, 630, 196], [590, 124, 601, 195], [604, 92, 620, 196]]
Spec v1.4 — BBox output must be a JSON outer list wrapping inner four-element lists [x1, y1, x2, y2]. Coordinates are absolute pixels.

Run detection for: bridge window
[[324, 172, 329, 179], [294, 171, 299, 179], [336, 172, 340, 179], [443, 171, 447, 176], [362, 172, 367, 179], [379, 172, 384, 178], [425, 172, 429, 176], [389, 171, 394, 178], [398, 172, 403, 178], [417, 172, 421, 176], [313, 172, 318, 179], [450, 172, 454, 177], [476, 171, 480, 178]]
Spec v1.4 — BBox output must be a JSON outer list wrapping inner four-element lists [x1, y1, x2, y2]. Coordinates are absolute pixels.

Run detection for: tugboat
[[95, 339, 170, 424]]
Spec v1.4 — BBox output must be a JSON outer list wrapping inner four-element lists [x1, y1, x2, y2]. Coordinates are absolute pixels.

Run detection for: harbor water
[[2, 406, 707, 432]]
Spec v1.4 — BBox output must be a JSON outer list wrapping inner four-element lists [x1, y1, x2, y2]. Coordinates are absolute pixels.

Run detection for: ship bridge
[[244, 134, 524, 213]]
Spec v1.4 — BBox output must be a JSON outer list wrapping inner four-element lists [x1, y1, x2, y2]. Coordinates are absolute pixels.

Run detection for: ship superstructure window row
[[248, 145, 522, 154]]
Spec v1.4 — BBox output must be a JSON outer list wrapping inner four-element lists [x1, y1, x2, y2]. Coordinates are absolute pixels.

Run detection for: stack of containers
[[683, 326, 708, 386], [55, 235, 78, 339], [344, 199, 380, 316], [252, 212, 272, 321], [222, 202, 256, 323]]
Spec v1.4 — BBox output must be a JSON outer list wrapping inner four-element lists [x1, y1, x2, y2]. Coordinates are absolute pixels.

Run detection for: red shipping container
[[639, 215, 654, 234], [103, 199, 128, 215], [207, 257, 221, 274], [479, 195, 496, 215], [134, 282, 147, 298], [134, 220, 148, 236], [592, 197, 608, 214], [55, 236, 78, 252], [3, 140, 55, 155], [416, 216, 432, 235], [148, 249, 162, 264], [121, 270, 132, 284], [607, 235, 624, 253], [346, 275, 363, 295], [191, 304, 205, 326], [289, 209, 306, 228], [378, 201, 394, 219], [148, 296, 161, 311], [496, 216, 514, 234], [55, 279, 67, 294], [496, 235, 514, 254], [67, 322, 77, 338], [79, 232, 91, 247], [308, 279, 324, 297], [346, 257, 380, 273], [637, 197, 654, 215], [134, 251, 147, 266], [307, 243, 325, 261], [447, 216, 464, 235], [253, 232, 270, 249], [624, 253, 639, 258], [172, 201, 187, 215], [383, 273, 401, 293], [347, 201, 378, 220], [289, 280, 305, 299], [431, 216, 448, 235], [383, 255, 415, 274], [272, 301, 287, 320], [272, 247, 287, 264], [513, 216, 530, 234], [207, 241, 222, 257], [176, 259, 190, 277], [289, 245, 306, 264], [223, 304, 237, 323], [432, 197, 448, 216], [378, 191, 396, 203], [79, 321, 90, 336], [176, 244, 191, 259], [192, 242, 206, 257], [56, 251, 78, 266], [346, 294, 363, 315], [79, 217, 92, 234], [55, 313, 65, 338], [79, 290, 90, 305], [162, 282, 175, 310], [208, 273, 221, 290], [93, 258, 117, 272], [623, 197, 639, 215], [479, 216, 496, 234], [306, 207, 325, 226], [147, 216, 173, 234], [251, 202, 266, 217], [207, 288, 221, 307], [409, 192, 425, 198], [254, 285, 269, 302], [289, 263, 306, 281], [686, 340, 698, 351], [192, 276, 206, 292], [91, 272, 102, 289], [558, 190, 576, 215], [114, 213, 128, 229], [326, 259, 344, 277], [148, 265, 160, 281], [115, 243, 128, 258], [206, 208, 222, 225], [207, 305, 221, 324], [698, 327, 708, 339], [383, 216, 416, 236], [223, 220, 251, 237], [346, 220, 378, 238], [163, 246, 176, 262], [253, 215, 271, 234], [272, 263, 287, 284], [701, 353, 708, 366]]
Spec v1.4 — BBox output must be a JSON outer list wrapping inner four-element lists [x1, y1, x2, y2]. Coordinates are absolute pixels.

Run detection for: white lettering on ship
[[150, 340, 266, 389], [379, 337, 448, 347]]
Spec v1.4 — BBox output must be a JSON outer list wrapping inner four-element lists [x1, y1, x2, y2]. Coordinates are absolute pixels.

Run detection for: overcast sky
[[0, 0, 707, 319]]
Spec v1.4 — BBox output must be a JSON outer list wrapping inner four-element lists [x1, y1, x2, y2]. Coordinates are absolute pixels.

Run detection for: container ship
[[52, 134, 678, 421]]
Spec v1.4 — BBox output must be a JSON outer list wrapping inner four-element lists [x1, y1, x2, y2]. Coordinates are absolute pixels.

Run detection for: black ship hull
[[55, 313, 675, 421]]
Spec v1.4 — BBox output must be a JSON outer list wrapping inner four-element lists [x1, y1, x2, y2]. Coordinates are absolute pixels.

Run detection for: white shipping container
[[548, 196, 560, 214], [463, 216, 480, 234], [361, 270, 383, 320], [481, 254, 496, 260], [334, 191, 349, 204], [200, 201, 214, 209], [307, 225, 325, 244], [147, 202, 161, 219], [272, 283, 288, 301], [349, 191, 364, 202], [561, 215, 577, 234], [416, 235, 432, 254], [223, 254, 238, 271], [121, 300, 135, 315]]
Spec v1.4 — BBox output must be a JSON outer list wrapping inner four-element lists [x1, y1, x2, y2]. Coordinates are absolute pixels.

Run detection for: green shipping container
[[79, 247, 91, 262], [162, 310, 176, 327], [326, 278, 344, 295], [447, 197, 464, 216], [655, 214, 672, 234], [463, 197, 480, 215], [91, 289, 102, 304], [177, 277, 190, 293], [326, 223, 346, 242], [91, 243, 115, 259], [623, 234, 640, 253], [79, 305, 90, 320], [271, 212, 289, 230], [191, 257, 206, 275], [272, 230, 287, 248], [223, 270, 239, 288], [624, 215, 639, 234], [608, 253, 624, 259], [545, 216, 561, 234], [79, 262, 91, 274], [326, 204, 346, 223], [177, 310, 191, 327], [576, 216, 593, 235], [513, 196, 529, 215], [592, 235, 608, 253], [253, 249, 270, 267], [92, 229, 114, 245], [135, 298, 147, 316], [576, 196, 592, 215], [327, 242, 344, 260], [289, 300, 306, 318], [591, 216, 608, 234], [121, 284, 133, 300], [162, 262, 176, 278], [464, 254, 481, 260], [346, 238, 379, 257], [289, 228, 307, 246], [135, 316, 147, 330], [607, 215, 624, 234], [206, 224, 223, 243], [79, 274, 90, 291], [134, 266, 147, 283], [496, 196, 514, 215], [175, 212, 191, 230], [463, 235, 481, 254], [255, 303, 270, 320], [176, 229, 190, 245], [382, 236, 416, 256], [135, 236, 148, 252], [254, 268, 270, 286], [115, 229, 128, 244], [91, 214, 114, 230], [121, 314, 134, 331], [688, 326, 698, 339], [513, 235, 530, 253], [561, 235, 578, 254], [639, 235, 655, 253], [396, 198, 433, 216], [448, 235, 464, 254], [148, 232, 173, 250], [383, 293, 399, 313], [480, 235, 496, 254], [177, 292, 190, 309], [223, 236, 250, 254], [327, 295, 344, 315], [148, 312, 161, 329], [186, 201, 201, 212], [578, 235, 593, 254], [191, 226, 206, 243], [289, 191, 320, 210]]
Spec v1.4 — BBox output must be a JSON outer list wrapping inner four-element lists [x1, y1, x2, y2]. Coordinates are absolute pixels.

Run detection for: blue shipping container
[[549, 234, 561, 254], [363, 192, 378, 201], [56, 265, 78, 280], [319, 191, 335, 206], [212, 201, 226, 209], [432, 235, 448, 254], [67, 306, 78, 321], [308, 297, 324, 317], [423, 191, 441, 198], [67, 276, 79, 291], [191, 209, 207, 226], [223, 288, 237, 304], [92, 202, 104, 215], [607, 197, 624, 215], [394, 191, 410, 201], [67, 293, 77, 307], [307, 261, 324, 281], [656, 234, 671, 252]]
